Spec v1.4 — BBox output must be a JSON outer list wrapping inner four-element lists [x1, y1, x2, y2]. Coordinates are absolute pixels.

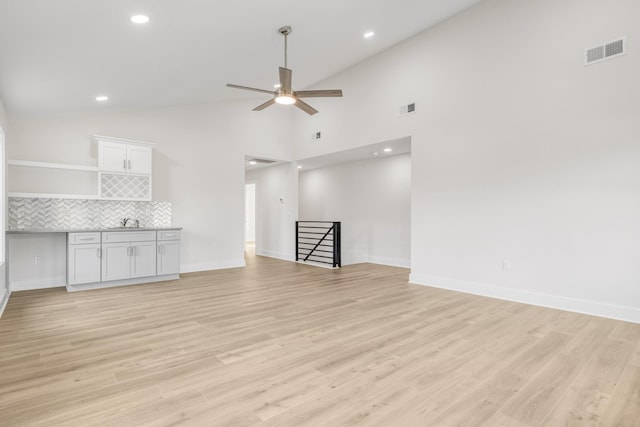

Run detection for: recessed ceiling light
[[274, 84, 281, 89], [372, 152, 379, 156], [364, 31, 375, 39], [249, 161, 257, 165], [383, 148, 392, 152], [297, 165, 302, 169], [95, 95, 108, 102], [130, 15, 150, 24]]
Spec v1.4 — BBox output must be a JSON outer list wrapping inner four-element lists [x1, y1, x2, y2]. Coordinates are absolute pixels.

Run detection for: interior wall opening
[[245, 182, 256, 247], [297, 136, 411, 268]]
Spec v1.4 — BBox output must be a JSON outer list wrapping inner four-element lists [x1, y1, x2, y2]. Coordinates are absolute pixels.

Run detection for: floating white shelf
[[8, 192, 99, 200], [8, 160, 99, 172]]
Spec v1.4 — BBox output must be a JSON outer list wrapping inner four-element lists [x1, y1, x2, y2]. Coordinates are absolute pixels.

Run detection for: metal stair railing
[[296, 221, 341, 268]]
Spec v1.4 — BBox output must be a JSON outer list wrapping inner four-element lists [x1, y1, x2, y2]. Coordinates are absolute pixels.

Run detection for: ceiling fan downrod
[[279, 26, 292, 69]]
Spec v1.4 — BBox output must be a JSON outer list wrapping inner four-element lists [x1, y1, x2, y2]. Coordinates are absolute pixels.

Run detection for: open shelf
[[8, 192, 99, 200], [8, 159, 99, 172]]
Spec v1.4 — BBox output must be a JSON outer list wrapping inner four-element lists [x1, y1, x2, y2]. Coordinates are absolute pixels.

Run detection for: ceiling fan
[[226, 26, 343, 115]]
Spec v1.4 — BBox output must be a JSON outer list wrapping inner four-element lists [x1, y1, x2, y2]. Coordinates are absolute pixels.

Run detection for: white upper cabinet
[[99, 141, 128, 172], [127, 145, 152, 174], [95, 135, 154, 201], [98, 138, 152, 175]]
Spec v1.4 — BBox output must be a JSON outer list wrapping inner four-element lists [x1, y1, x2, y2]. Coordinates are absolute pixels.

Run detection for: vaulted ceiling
[[0, 0, 483, 115]]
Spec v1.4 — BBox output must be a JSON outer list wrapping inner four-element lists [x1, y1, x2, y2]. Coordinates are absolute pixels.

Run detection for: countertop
[[7, 227, 182, 234]]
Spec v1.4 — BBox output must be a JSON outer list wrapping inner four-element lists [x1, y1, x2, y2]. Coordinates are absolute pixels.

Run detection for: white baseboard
[[341, 255, 368, 266], [367, 255, 411, 269], [67, 274, 179, 292], [10, 276, 67, 292], [255, 249, 295, 262], [180, 259, 246, 274], [257, 251, 410, 269], [0, 289, 10, 317], [296, 260, 337, 269], [410, 274, 640, 325]]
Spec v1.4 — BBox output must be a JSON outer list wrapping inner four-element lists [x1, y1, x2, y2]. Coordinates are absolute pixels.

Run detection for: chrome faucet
[[120, 218, 140, 228]]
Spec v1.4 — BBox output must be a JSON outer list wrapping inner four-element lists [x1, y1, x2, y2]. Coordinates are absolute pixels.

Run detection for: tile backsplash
[[8, 198, 172, 230]]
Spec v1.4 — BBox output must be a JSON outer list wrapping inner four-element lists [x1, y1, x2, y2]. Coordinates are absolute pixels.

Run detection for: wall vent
[[248, 158, 276, 164], [399, 102, 416, 116], [585, 37, 626, 65]]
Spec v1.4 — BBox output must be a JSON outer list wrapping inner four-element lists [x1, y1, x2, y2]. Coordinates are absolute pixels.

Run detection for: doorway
[[244, 183, 256, 253]]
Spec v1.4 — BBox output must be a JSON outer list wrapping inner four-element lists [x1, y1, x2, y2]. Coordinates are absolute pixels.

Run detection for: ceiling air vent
[[399, 102, 416, 116], [248, 158, 276, 164], [585, 37, 626, 65]]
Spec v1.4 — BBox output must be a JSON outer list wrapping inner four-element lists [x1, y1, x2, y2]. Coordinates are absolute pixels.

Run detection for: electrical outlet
[[312, 131, 321, 140], [502, 260, 511, 271], [34, 256, 41, 265]]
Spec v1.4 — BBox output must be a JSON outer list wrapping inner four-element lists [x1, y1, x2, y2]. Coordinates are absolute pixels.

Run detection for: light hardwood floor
[[1, 250, 639, 426]]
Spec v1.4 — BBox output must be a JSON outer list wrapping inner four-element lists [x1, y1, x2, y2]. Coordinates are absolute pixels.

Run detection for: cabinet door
[[131, 241, 157, 278], [99, 141, 128, 172], [101, 242, 131, 281], [127, 145, 152, 174], [68, 244, 101, 285], [157, 240, 180, 275]]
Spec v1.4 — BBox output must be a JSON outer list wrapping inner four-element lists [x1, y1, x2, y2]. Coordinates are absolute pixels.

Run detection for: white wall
[[8, 100, 294, 273], [8, 234, 66, 291], [245, 163, 298, 261], [292, 0, 640, 322], [299, 153, 411, 267], [0, 98, 7, 313]]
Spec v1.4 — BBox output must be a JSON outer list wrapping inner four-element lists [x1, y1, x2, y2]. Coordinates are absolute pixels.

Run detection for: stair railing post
[[295, 221, 299, 261], [338, 222, 342, 267], [334, 221, 341, 267]]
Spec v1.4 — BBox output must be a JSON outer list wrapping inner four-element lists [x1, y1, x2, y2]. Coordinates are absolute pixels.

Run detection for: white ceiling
[[298, 137, 411, 171], [244, 137, 410, 172], [0, 0, 483, 116]]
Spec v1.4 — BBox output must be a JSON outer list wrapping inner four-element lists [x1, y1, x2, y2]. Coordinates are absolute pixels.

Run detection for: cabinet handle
[[163, 234, 176, 238], [97, 248, 102, 258], [123, 159, 126, 170], [78, 237, 93, 241], [128, 160, 131, 170]]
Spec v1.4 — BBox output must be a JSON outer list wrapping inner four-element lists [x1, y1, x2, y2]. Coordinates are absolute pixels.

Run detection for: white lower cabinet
[[131, 241, 157, 278], [101, 242, 130, 281], [157, 230, 181, 275], [68, 233, 102, 285], [67, 229, 180, 289], [101, 231, 156, 281]]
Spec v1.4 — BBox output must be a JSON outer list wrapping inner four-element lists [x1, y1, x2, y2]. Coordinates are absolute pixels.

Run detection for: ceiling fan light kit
[[275, 91, 296, 105], [226, 26, 343, 115]]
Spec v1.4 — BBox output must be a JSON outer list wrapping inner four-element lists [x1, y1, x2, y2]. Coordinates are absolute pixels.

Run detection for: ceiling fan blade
[[295, 99, 319, 115], [279, 67, 292, 92], [295, 89, 343, 98], [226, 84, 275, 95], [253, 99, 276, 111]]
